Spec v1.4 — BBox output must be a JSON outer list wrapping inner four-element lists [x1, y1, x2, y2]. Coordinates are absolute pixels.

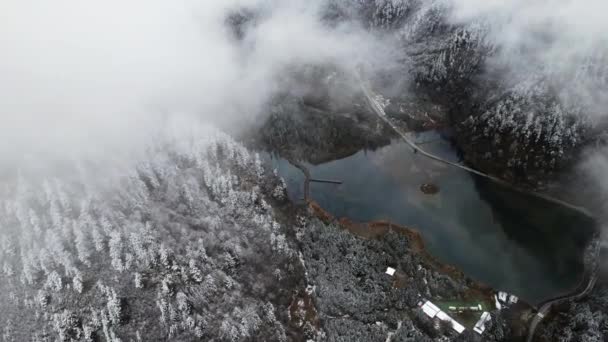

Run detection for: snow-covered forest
[[327, 0, 608, 180], [0, 125, 302, 341]]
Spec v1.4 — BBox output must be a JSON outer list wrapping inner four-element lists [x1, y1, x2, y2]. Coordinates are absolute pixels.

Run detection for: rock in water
[[420, 183, 440, 195]]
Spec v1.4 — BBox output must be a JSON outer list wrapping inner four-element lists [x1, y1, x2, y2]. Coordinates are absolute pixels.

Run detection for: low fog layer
[[0, 0, 396, 164], [4, 0, 608, 163]]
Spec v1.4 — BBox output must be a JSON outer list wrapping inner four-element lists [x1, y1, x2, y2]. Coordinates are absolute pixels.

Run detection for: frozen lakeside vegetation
[[0, 125, 303, 341]]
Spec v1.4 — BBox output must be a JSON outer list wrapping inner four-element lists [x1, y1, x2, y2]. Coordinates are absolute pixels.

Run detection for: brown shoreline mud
[[307, 200, 495, 300]]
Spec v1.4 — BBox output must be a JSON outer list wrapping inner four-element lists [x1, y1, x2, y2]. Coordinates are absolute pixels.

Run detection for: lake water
[[266, 131, 596, 305]]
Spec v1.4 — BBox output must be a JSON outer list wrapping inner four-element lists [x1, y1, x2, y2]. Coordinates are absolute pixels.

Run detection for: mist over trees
[[326, 0, 607, 182], [0, 125, 304, 341]]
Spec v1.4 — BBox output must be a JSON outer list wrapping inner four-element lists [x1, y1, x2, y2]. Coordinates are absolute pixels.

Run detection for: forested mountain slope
[[328, 0, 607, 184], [0, 125, 303, 341]]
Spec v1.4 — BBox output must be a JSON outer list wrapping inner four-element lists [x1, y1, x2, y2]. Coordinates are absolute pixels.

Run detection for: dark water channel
[[266, 131, 596, 305]]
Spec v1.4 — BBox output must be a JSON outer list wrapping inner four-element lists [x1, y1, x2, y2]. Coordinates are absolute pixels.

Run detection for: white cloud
[[0, 0, 396, 164], [450, 0, 608, 117]]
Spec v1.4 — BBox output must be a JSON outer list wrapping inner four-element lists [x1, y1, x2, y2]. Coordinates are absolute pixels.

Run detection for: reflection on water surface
[[267, 131, 595, 304]]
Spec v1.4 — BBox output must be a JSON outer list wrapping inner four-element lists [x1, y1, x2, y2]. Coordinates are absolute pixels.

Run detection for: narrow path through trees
[[356, 73, 595, 220]]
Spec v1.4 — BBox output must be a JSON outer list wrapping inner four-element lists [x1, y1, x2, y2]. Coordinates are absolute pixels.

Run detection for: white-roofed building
[[494, 295, 502, 310], [421, 301, 441, 318], [496, 291, 517, 309], [451, 320, 466, 334], [473, 311, 492, 334], [385, 267, 396, 276], [420, 301, 466, 334], [436, 311, 450, 321], [426, 301, 441, 313]]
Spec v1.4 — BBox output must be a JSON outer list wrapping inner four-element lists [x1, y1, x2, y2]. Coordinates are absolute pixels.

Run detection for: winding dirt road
[[526, 252, 599, 342]]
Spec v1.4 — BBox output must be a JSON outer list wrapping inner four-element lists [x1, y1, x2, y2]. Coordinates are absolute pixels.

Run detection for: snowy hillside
[[329, 0, 606, 181], [0, 125, 301, 341]]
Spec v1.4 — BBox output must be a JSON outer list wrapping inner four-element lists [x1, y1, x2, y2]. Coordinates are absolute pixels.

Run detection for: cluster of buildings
[[417, 299, 495, 336], [472, 291, 518, 334], [419, 300, 466, 334], [385, 267, 518, 337], [495, 291, 518, 310]]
